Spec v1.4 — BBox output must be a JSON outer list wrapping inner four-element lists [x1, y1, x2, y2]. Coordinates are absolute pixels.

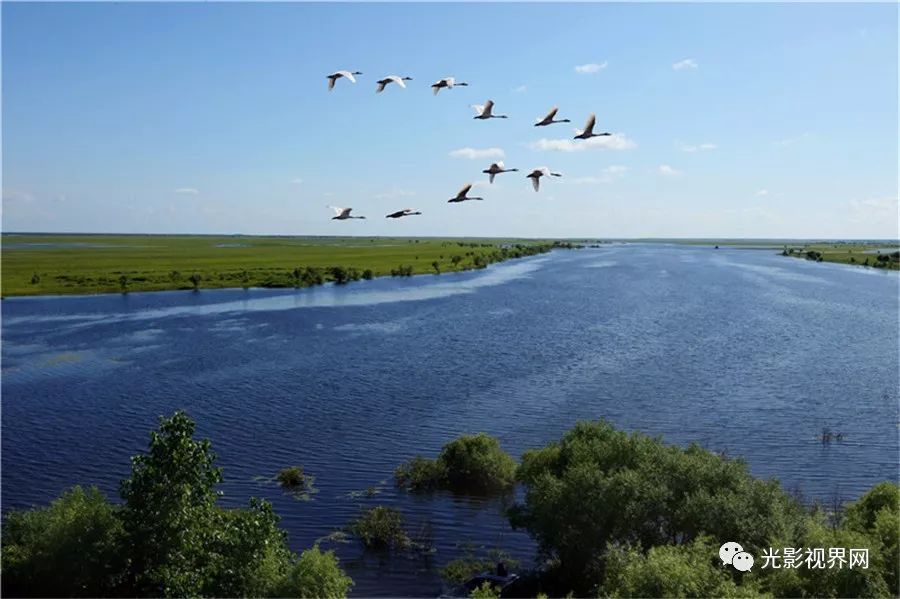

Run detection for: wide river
[[3, 244, 898, 595]]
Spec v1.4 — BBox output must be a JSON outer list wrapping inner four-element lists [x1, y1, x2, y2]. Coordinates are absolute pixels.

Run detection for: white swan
[[526, 168, 562, 192], [482, 162, 519, 183], [431, 77, 468, 95], [376, 75, 413, 93], [535, 106, 571, 127], [327, 70, 362, 91], [472, 100, 508, 120], [448, 183, 484, 203], [574, 113, 611, 139]]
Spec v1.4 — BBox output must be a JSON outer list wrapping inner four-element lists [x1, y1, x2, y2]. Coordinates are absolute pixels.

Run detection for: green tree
[[119, 411, 223, 596], [188, 273, 202, 290], [1, 486, 126, 597]]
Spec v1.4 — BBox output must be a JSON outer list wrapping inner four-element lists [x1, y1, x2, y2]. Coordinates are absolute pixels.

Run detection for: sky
[[2, 2, 898, 239]]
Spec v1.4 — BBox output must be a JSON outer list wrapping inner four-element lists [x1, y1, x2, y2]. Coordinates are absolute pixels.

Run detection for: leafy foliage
[[395, 433, 517, 495], [2, 411, 353, 598], [470, 581, 502, 598], [348, 506, 410, 550], [1, 486, 125, 597]]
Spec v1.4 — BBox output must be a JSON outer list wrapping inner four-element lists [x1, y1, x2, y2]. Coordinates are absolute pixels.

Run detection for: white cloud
[[512, 85, 527, 93], [756, 189, 769, 197], [174, 187, 200, 195], [572, 165, 629, 184], [575, 61, 608, 74], [528, 134, 636, 153], [681, 142, 717, 152], [672, 58, 698, 70], [374, 188, 416, 200], [449, 147, 505, 160], [658, 165, 682, 176], [291, 178, 304, 185]]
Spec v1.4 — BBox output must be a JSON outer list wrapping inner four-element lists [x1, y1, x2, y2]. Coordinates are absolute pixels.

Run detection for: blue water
[[2, 245, 898, 595]]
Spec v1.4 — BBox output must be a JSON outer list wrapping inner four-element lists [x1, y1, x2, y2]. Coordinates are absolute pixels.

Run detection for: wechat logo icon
[[720, 541, 754, 572]]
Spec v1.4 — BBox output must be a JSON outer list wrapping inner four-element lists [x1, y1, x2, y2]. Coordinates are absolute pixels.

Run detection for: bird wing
[[336, 71, 357, 83], [483, 100, 494, 115], [329, 205, 344, 216], [489, 173, 496, 184], [445, 77, 455, 87], [432, 84, 441, 95], [328, 77, 336, 91], [387, 75, 406, 88], [583, 113, 596, 134], [471, 104, 485, 115], [531, 176, 540, 192], [457, 183, 473, 198], [544, 106, 559, 120], [376, 81, 387, 93], [495, 161, 505, 169], [342, 208, 353, 217]]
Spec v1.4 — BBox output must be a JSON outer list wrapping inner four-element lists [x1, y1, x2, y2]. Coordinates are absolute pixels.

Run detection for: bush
[[395, 433, 516, 495], [348, 506, 409, 550], [439, 433, 517, 494], [3, 412, 354, 597], [509, 420, 806, 593], [277, 466, 306, 489], [277, 545, 353, 598], [362, 269, 374, 280], [394, 455, 448, 492], [1, 486, 125, 597], [470, 581, 501, 598], [600, 536, 750, 598]]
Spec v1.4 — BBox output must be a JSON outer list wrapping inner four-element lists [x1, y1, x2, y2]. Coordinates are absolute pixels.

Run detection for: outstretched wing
[[376, 80, 387, 93], [483, 100, 494, 115], [456, 183, 473, 198], [543, 106, 559, 120], [489, 172, 496, 184], [328, 76, 336, 91], [495, 161, 505, 169], [531, 176, 540, 192], [583, 113, 596, 134], [336, 70, 357, 84], [387, 75, 406, 89], [445, 77, 456, 88], [471, 104, 485, 115]]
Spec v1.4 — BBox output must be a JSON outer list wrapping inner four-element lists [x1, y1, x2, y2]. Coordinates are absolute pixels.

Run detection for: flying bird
[[330, 206, 366, 220], [574, 113, 612, 139], [327, 70, 363, 91], [385, 208, 422, 219], [482, 162, 519, 184], [447, 183, 484, 203], [376, 75, 413, 93], [526, 168, 562, 192], [534, 106, 571, 127], [431, 77, 468, 95], [472, 100, 508, 120]]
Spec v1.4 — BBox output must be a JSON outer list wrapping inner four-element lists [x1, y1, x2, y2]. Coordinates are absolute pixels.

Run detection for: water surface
[[3, 245, 898, 595]]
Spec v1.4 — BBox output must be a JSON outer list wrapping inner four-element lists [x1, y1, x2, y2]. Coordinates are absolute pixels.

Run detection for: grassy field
[[1, 234, 570, 297], [638, 238, 900, 270]]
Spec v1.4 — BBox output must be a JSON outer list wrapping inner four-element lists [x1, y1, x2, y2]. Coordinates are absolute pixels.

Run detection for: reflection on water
[[2, 246, 898, 596]]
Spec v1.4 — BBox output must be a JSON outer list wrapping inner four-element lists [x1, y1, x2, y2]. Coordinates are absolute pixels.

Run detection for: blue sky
[[3, 2, 898, 238]]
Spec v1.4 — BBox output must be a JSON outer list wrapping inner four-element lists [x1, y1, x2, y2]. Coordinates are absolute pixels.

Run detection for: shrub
[[362, 269, 374, 280], [348, 506, 409, 550], [470, 581, 501, 598], [394, 455, 448, 492], [439, 433, 517, 494], [30, 272, 40, 284], [441, 549, 519, 585], [600, 536, 750, 598], [277, 466, 306, 489], [278, 545, 353, 598], [188, 273, 202, 289], [1, 486, 125, 597], [509, 420, 807, 593], [396, 434, 516, 495]]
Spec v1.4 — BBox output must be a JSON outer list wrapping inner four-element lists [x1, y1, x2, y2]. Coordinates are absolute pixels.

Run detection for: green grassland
[[640, 238, 900, 270], [1, 234, 571, 297], [778, 242, 900, 270]]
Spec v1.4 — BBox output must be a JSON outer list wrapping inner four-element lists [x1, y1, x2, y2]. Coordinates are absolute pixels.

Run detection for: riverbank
[[1, 234, 579, 297]]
